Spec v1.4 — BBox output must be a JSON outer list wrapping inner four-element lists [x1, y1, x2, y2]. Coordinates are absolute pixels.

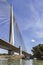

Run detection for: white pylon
[[9, 4, 15, 46]]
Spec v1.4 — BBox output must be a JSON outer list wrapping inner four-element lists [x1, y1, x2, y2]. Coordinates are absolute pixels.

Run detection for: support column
[[8, 50, 14, 55], [19, 46, 22, 55], [19, 46, 22, 65]]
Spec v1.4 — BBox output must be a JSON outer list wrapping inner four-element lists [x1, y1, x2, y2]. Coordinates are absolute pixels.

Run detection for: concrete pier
[[19, 46, 22, 55], [8, 50, 14, 55]]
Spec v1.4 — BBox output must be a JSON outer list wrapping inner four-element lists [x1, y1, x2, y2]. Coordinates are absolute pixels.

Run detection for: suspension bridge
[[0, 2, 30, 58]]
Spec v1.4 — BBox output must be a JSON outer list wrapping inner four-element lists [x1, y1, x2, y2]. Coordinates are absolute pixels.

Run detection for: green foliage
[[31, 44, 43, 59]]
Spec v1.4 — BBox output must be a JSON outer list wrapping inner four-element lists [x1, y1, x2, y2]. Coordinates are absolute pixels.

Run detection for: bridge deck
[[0, 39, 30, 56]]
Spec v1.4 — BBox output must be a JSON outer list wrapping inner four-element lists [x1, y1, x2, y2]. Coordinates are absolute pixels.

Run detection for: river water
[[0, 58, 43, 65]]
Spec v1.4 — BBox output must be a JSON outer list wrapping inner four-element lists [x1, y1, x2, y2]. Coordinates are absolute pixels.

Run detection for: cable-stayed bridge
[[0, 2, 30, 57]]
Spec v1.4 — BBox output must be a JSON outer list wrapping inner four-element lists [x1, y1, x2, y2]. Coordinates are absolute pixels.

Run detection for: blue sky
[[0, 0, 43, 54]]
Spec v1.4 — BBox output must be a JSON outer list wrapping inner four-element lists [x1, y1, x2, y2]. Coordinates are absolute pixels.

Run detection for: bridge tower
[[9, 4, 15, 45], [8, 4, 15, 55], [8, 4, 22, 55]]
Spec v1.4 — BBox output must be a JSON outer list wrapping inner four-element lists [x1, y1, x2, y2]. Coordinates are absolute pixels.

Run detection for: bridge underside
[[0, 39, 30, 57]]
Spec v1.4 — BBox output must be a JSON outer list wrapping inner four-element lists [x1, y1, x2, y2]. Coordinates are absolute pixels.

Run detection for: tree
[[31, 44, 43, 59]]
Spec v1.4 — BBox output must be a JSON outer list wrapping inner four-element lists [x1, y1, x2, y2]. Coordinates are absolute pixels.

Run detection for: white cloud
[[0, 0, 6, 2], [16, 0, 43, 40], [18, 1, 42, 31], [36, 31, 43, 38], [31, 39, 35, 42]]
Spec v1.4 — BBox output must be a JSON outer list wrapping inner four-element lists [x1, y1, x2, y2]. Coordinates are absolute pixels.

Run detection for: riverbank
[[0, 55, 24, 59]]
